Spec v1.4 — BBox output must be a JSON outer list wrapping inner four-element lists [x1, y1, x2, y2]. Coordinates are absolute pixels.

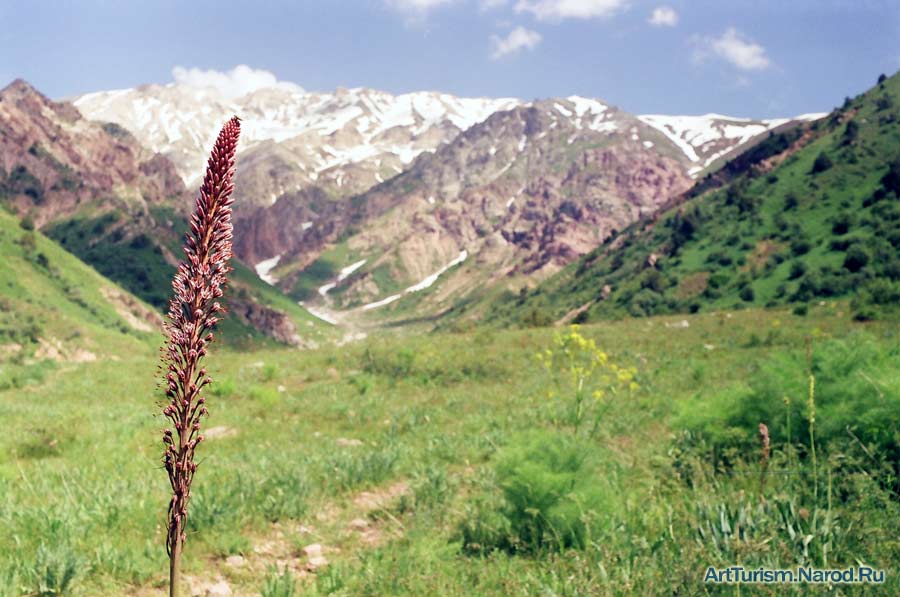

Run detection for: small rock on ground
[[204, 581, 232, 597], [305, 556, 329, 571], [204, 426, 237, 440], [665, 320, 690, 329]]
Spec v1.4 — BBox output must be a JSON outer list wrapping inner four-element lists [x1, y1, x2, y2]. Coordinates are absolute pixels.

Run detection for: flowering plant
[[159, 116, 240, 597], [536, 325, 638, 437]]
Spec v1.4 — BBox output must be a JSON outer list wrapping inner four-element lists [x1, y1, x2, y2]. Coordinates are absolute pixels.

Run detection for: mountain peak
[[1, 78, 44, 100]]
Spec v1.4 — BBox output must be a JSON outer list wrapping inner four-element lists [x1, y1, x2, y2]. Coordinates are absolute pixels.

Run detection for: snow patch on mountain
[[338, 259, 367, 281], [360, 250, 468, 311], [407, 250, 468, 293], [300, 303, 339, 325], [361, 294, 402, 311], [254, 254, 282, 285]]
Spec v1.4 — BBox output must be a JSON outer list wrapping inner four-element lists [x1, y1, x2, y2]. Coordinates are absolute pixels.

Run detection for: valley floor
[[2, 304, 898, 595]]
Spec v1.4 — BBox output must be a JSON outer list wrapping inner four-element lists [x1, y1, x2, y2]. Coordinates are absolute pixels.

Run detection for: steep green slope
[[484, 72, 900, 326], [0, 208, 160, 386], [45, 204, 334, 348], [0, 80, 329, 346]]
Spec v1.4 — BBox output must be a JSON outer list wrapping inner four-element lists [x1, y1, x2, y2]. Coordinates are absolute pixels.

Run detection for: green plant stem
[[169, 537, 181, 597], [808, 373, 818, 562], [574, 376, 584, 434]]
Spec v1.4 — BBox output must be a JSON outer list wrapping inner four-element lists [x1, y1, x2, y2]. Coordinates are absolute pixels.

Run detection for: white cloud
[[480, 0, 509, 10], [385, 0, 457, 15], [491, 26, 543, 59], [514, 0, 628, 21], [648, 6, 677, 27], [697, 28, 771, 71], [171, 65, 303, 98]]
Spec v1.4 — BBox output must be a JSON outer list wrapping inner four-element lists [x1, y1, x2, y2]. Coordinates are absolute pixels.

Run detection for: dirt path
[[134, 479, 410, 596]]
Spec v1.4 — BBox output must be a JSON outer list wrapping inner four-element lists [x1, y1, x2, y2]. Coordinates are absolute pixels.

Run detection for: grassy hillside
[[2, 305, 898, 594], [0, 207, 160, 389], [45, 210, 177, 309], [483, 72, 900, 327], [45, 205, 334, 348]]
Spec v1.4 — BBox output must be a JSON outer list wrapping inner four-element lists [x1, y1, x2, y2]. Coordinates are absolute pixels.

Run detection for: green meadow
[[2, 304, 898, 595]]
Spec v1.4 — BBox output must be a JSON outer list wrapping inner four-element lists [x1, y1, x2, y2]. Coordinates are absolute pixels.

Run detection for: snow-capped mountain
[[638, 112, 827, 177], [275, 97, 697, 313], [73, 84, 519, 204], [71, 80, 819, 212]]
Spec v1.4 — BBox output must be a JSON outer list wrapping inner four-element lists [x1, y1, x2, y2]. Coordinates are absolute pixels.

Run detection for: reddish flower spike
[[159, 117, 240, 570]]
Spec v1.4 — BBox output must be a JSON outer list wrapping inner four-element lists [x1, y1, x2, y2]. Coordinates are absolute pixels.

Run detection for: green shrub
[[521, 306, 554, 328], [790, 235, 812, 256], [864, 279, 900, 305], [831, 212, 854, 235], [707, 273, 730, 289], [881, 159, 900, 195], [677, 335, 900, 465], [788, 260, 807, 280], [783, 193, 799, 211], [875, 95, 894, 111], [843, 245, 870, 272], [458, 430, 619, 554], [811, 152, 833, 174]]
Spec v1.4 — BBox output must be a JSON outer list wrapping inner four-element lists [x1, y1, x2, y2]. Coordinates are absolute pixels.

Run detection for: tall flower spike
[[160, 116, 240, 597]]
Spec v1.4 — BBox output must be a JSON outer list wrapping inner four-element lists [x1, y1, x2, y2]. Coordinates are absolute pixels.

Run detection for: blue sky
[[2, 0, 898, 118]]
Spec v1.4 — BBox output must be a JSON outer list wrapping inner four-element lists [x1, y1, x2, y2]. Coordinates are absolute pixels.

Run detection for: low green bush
[[677, 334, 900, 465], [459, 430, 620, 554]]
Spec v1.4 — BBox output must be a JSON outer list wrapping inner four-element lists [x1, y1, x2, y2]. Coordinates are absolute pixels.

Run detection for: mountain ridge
[[75, 78, 824, 326]]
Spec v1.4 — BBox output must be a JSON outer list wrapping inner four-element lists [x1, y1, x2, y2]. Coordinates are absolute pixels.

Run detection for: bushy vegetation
[[680, 333, 900, 465], [46, 212, 175, 309], [459, 429, 619, 554]]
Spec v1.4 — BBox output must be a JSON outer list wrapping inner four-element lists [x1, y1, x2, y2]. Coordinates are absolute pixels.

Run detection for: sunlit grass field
[[2, 304, 898, 595]]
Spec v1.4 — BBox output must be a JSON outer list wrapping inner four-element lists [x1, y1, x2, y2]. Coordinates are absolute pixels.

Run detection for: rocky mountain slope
[[257, 99, 820, 321], [0, 79, 185, 227], [480, 72, 899, 326], [273, 98, 693, 313]]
